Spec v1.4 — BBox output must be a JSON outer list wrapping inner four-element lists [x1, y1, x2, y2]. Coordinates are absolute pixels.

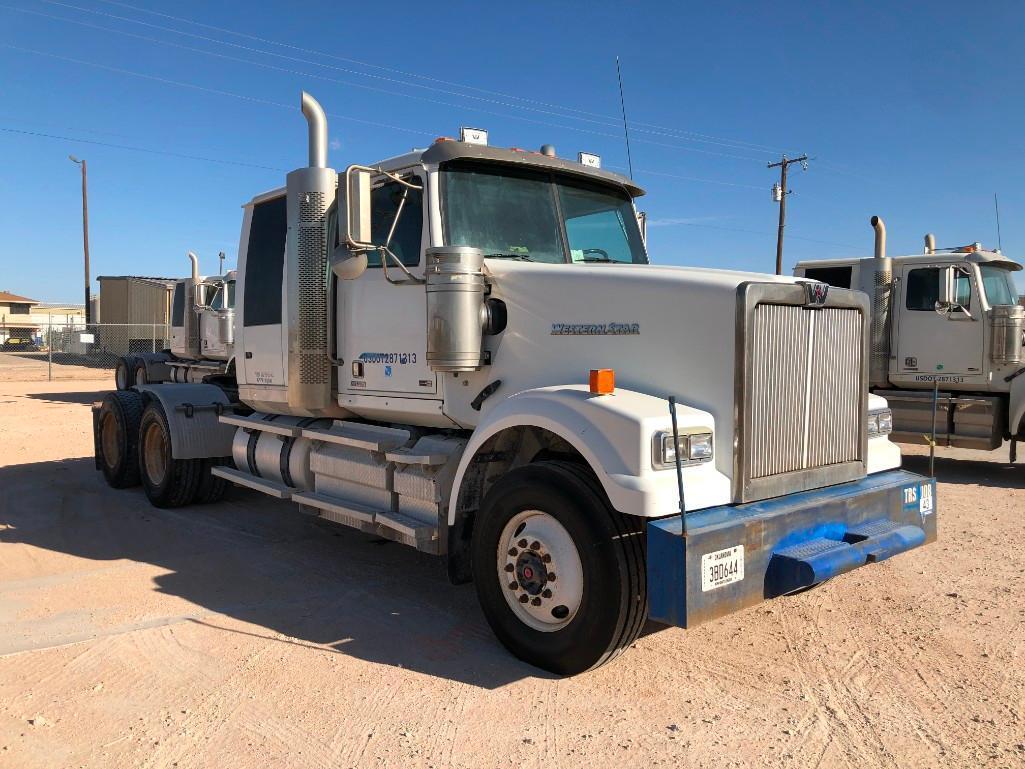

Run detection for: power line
[[649, 219, 859, 250], [625, 167, 764, 190], [0, 43, 430, 137], [86, 0, 796, 155], [30, 0, 784, 157], [0, 125, 288, 170], [0, 20, 771, 163]]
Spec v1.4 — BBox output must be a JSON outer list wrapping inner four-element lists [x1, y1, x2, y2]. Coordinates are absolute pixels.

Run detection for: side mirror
[[937, 266, 957, 308], [636, 210, 647, 247], [331, 246, 368, 281], [345, 165, 374, 249]]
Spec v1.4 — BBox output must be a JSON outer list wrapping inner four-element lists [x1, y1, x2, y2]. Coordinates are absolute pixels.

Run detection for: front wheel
[[470, 461, 646, 675]]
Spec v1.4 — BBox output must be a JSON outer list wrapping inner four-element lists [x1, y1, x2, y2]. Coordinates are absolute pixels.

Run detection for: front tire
[[470, 461, 646, 675], [138, 401, 202, 508]]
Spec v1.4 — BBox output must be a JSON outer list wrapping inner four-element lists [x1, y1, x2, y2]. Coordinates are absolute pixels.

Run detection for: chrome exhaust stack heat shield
[[864, 215, 893, 389], [286, 91, 336, 412]]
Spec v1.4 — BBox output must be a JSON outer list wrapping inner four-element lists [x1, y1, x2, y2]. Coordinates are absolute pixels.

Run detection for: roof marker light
[[460, 127, 488, 146], [578, 152, 601, 168]]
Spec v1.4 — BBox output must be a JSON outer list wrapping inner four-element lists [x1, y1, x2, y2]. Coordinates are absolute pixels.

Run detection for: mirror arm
[[379, 246, 426, 285], [378, 183, 425, 285]]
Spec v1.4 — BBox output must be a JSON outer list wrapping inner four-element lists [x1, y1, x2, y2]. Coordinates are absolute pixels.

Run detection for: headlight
[[657, 431, 714, 468], [867, 408, 893, 437]]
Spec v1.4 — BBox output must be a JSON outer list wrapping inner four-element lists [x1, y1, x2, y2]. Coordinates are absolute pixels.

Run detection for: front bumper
[[647, 469, 936, 628]]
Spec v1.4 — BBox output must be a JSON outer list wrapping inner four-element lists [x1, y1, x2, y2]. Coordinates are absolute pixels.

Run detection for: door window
[[906, 267, 971, 312], [369, 178, 423, 267], [243, 195, 287, 327]]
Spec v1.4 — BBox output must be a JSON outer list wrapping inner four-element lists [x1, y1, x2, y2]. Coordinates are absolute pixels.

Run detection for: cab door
[[896, 263, 983, 376], [338, 171, 437, 397]]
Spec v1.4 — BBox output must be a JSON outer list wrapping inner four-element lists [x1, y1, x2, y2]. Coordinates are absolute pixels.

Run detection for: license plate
[[701, 545, 745, 591]]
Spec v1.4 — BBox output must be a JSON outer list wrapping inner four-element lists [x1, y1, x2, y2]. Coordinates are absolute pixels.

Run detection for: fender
[[1010, 374, 1025, 437], [134, 383, 235, 459], [447, 385, 731, 525]]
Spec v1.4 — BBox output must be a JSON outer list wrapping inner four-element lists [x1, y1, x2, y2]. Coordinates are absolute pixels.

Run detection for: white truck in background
[[92, 92, 937, 674], [795, 218, 1025, 459], [113, 253, 237, 390]]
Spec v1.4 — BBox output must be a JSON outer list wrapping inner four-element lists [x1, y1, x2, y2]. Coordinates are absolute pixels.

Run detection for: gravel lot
[[1, 379, 1022, 769]]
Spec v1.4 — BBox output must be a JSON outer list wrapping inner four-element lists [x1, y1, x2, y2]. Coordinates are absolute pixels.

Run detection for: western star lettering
[[551, 322, 640, 336]]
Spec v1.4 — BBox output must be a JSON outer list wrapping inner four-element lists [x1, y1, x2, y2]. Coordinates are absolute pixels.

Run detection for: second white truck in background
[[113, 252, 236, 390], [795, 218, 1025, 458]]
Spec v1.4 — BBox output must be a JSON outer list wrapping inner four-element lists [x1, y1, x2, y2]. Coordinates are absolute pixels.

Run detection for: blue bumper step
[[765, 520, 926, 597], [647, 469, 937, 629]]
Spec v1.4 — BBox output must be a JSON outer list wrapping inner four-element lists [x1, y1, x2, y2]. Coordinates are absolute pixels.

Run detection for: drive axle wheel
[[134, 359, 148, 386], [471, 461, 646, 675], [138, 401, 202, 508], [114, 356, 135, 390], [96, 390, 144, 488]]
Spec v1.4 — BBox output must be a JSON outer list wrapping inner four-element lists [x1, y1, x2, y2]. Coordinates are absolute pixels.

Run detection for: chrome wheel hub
[[498, 509, 583, 632]]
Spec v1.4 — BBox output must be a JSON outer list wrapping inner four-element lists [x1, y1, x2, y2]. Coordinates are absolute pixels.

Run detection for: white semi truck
[[93, 92, 937, 674], [113, 254, 237, 389], [795, 218, 1025, 459]]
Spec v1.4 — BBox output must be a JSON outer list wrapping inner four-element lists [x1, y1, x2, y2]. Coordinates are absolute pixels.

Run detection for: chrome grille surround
[[734, 282, 869, 503]]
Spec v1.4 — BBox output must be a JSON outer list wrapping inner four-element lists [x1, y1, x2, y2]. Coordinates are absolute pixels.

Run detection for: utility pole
[[768, 154, 808, 275], [68, 155, 91, 324]]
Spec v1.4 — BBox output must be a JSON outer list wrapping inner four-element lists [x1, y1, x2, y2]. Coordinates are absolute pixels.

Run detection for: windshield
[[441, 161, 647, 264], [980, 265, 1019, 306]]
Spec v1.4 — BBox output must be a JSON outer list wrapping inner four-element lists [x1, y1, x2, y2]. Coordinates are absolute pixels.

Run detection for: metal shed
[[97, 276, 177, 353]]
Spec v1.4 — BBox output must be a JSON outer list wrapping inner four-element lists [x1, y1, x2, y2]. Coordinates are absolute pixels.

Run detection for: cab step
[[210, 466, 292, 499], [293, 490, 440, 553]]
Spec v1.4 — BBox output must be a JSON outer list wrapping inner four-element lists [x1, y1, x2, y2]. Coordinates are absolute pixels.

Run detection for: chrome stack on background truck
[[113, 252, 236, 390], [796, 217, 1025, 459], [93, 92, 937, 674]]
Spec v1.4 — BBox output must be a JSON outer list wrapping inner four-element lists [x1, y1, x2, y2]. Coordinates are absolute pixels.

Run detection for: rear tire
[[134, 359, 148, 386], [470, 461, 646, 675], [138, 401, 202, 508], [114, 356, 135, 391], [96, 390, 144, 488]]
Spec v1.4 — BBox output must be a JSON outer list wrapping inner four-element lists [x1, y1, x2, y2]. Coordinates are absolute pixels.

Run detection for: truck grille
[[736, 283, 867, 502]]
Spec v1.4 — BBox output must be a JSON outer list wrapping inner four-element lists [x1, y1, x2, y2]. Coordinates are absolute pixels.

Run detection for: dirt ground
[[0, 351, 112, 383], [0, 379, 1022, 769]]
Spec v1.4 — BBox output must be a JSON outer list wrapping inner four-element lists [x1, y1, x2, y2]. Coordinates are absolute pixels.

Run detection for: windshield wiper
[[484, 252, 534, 261], [580, 256, 614, 263]]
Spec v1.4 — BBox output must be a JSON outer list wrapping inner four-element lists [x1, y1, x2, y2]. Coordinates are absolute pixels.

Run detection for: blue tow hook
[[765, 519, 926, 597]]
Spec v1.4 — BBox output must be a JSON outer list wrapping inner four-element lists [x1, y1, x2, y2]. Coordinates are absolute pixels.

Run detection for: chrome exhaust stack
[[924, 233, 936, 255], [866, 216, 893, 388], [183, 251, 202, 358], [285, 91, 336, 413]]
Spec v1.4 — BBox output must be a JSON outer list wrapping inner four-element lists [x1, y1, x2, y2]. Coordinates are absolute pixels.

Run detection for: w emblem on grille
[[804, 281, 829, 306]]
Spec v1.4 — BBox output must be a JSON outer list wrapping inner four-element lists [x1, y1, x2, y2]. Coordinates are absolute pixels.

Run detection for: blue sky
[[1, 0, 1022, 302]]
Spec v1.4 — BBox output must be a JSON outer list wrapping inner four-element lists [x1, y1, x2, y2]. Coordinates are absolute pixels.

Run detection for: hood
[[471, 261, 804, 480]]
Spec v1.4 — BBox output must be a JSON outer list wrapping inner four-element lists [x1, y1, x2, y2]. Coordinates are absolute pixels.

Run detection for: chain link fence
[[0, 321, 171, 381]]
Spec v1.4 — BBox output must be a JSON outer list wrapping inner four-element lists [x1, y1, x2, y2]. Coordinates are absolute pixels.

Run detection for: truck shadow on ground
[[24, 391, 105, 405], [0, 457, 554, 688], [901, 454, 1024, 489]]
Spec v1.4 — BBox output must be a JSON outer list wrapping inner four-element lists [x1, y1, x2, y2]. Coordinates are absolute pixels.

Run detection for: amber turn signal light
[[589, 368, 615, 395]]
